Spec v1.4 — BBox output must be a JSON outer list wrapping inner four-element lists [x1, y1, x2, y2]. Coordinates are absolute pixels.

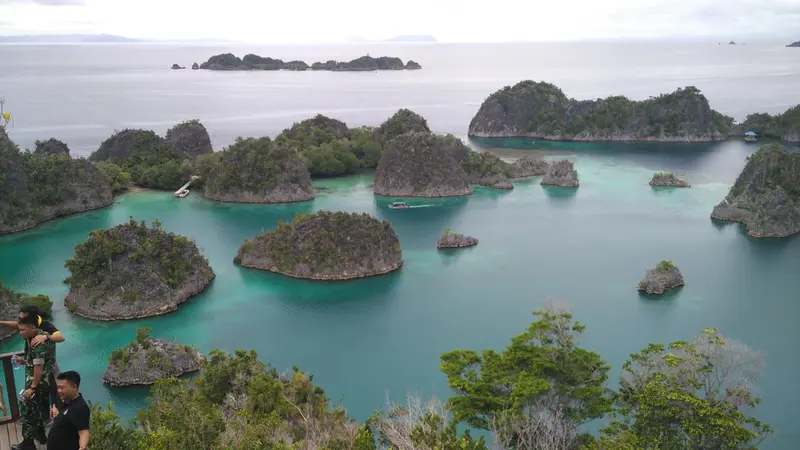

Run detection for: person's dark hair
[[57, 371, 81, 388], [18, 313, 38, 327], [19, 305, 39, 318]]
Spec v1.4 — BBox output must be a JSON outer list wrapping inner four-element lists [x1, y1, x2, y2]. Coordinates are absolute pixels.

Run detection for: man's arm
[[32, 322, 65, 346], [78, 429, 90, 449], [30, 356, 43, 388], [0, 320, 18, 328]]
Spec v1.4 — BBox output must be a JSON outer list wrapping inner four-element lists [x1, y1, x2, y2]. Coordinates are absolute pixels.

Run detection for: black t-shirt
[[39, 319, 59, 335], [47, 393, 90, 450]]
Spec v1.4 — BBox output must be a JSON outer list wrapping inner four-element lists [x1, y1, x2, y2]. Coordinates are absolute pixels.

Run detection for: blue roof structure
[[745, 131, 757, 136]]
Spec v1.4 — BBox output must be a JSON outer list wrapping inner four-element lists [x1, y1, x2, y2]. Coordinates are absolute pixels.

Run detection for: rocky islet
[[541, 159, 579, 187], [103, 328, 205, 387], [649, 172, 691, 188], [437, 229, 479, 249], [234, 211, 403, 280], [637, 260, 685, 295], [63, 218, 215, 321]]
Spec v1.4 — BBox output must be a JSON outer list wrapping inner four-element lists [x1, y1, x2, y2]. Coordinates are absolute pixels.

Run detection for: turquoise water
[[1, 142, 799, 448]]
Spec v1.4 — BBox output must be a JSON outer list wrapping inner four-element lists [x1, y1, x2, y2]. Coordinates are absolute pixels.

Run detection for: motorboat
[[388, 201, 409, 209]]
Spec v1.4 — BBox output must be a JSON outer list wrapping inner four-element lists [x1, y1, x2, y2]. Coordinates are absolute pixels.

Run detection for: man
[[12, 313, 55, 450], [1, 305, 66, 408], [48, 371, 90, 450]]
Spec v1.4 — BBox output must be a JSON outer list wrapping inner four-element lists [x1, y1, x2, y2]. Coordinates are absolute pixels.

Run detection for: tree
[[369, 394, 487, 450], [439, 302, 611, 449], [597, 328, 772, 449], [96, 162, 133, 194]]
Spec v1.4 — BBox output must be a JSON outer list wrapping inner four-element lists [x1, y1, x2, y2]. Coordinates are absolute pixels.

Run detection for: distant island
[[197, 53, 422, 71], [468, 81, 733, 142], [345, 35, 437, 43], [786, 41, 800, 47]]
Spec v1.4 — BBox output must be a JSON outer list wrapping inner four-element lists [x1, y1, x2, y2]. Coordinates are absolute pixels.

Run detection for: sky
[[0, 0, 798, 42]]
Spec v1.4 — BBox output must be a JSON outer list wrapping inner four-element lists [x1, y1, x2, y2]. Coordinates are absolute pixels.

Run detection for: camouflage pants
[[20, 383, 49, 442]]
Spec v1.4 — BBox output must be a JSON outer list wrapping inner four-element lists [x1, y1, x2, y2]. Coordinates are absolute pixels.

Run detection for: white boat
[[174, 189, 190, 198]]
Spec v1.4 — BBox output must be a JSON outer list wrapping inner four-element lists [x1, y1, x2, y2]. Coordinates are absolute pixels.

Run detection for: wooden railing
[[0, 351, 24, 424]]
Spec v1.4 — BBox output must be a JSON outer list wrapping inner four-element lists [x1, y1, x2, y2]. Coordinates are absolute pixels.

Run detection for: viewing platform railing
[[0, 351, 24, 424]]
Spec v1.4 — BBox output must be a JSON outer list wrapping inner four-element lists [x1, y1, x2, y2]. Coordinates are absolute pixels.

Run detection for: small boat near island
[[174, 188, 190, 198], [744, 131, 758, 142], [388, 201, 409, 209]]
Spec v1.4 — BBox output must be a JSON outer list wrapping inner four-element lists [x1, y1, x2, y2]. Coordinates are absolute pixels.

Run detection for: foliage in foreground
[[88, 306, 773, 450]]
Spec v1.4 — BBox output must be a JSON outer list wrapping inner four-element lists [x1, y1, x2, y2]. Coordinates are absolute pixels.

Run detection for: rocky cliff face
[[469, 81, 733, 142], [637, 261, 685, 295], [165, 120, 213, 158], [374, 132, 472, 197], [459, 151, 513, 189], [711, 143, 800, 237], [509, 156, 549, 178], [103, 336, 205, 387], [541, 159, 579, 187], [437, 230, 478, 249], [64, 219, 215, 321], [203, 137, 314, 203], [649, 172, 690, 188], [0, 133, 113, 235], [235, 211, 403, 280], [90, 129, 167, 162]]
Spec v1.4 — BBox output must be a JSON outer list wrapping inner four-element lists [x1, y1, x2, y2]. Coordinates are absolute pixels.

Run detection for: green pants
[[20, 383, 49, 442]]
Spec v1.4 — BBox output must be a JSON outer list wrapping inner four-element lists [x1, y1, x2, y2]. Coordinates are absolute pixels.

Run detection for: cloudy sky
[[0, 0, 797, 42]]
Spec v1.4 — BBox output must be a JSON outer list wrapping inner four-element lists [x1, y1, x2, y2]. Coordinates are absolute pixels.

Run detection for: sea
[[0, 41, 799, 448]]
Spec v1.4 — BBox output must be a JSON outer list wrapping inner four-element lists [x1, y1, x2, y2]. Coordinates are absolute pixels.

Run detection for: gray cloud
[[30, 0, 86, 5]]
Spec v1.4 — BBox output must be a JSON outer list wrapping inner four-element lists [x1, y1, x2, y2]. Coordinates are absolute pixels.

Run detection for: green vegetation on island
[[87, 304, 772, 450], [649, 171, 690, 187], [199, 53, 422, 71], [203, 137, 315, 203], [88, 121, 212, 191], [235, 210, 403, 280], [0, 128, 113, 235], [104, 327, 205, 387], [459, 151, 514, 189], [0, 279, 52, 341], [469, 81, 734, 141], [375, 108, 431, 143], [275, 114, 382, 178], [437, 228, 479, 248], [64, 218, 215, 320], [738, 105, 800, 141], [711, 143, 800, 237], [637, 260, 685, 294]]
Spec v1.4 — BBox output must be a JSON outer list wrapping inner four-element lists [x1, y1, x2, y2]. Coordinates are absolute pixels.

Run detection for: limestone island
[[191, 62, 199, 70], [171, 64, 185, 70], [786, 41, 800, 48], [0, 129, 113, 235], [103, 327, 205, 387], [711, 143, 800, 238], [459, 151, 514, 189], [437, 228, 478, 249], [637, 260, 685, 295], [203, 137, 314, 203], [64, 218, 215, 321], [0, 282, 51, 342], [541, 159, 579, 187], [649, 172, 690, 188], [731, 105, 800, 142], [508, 155, 550, 178], [468, 81, 733, 142], [374, 131, 473, 197], [88, 120, 214, 191], [199, 53, 421, 71], [234, 211, 402, 280]]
